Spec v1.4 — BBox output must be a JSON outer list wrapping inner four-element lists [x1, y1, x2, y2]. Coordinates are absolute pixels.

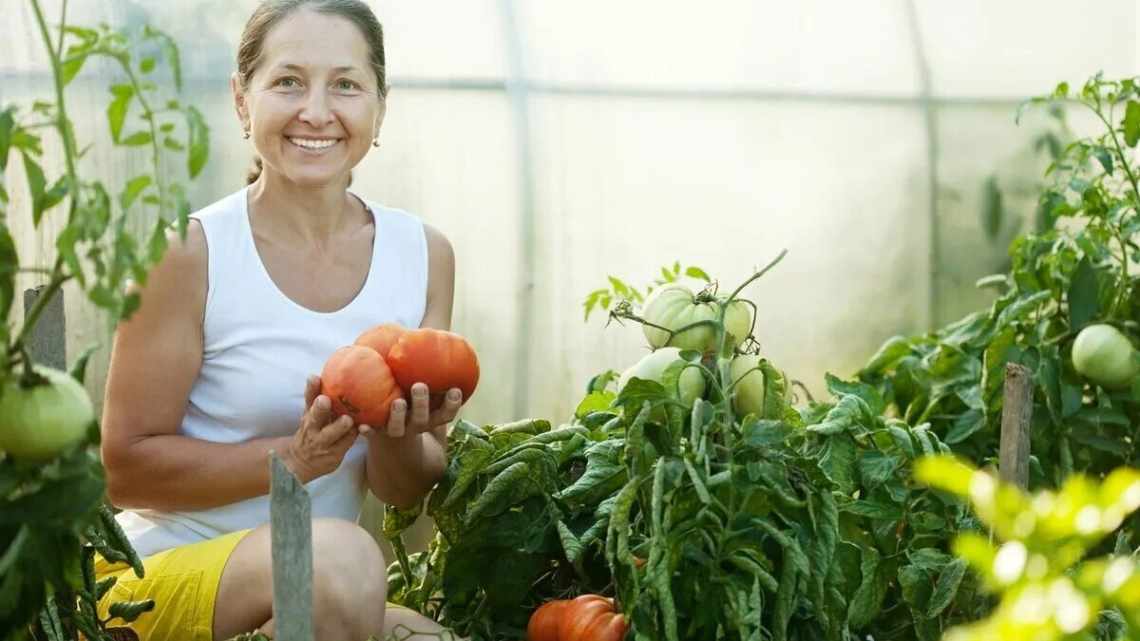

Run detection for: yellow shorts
[[95, 529, 252, 641]]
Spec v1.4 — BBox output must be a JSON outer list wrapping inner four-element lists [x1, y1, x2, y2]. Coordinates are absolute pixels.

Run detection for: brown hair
[[236, 0, 389, 184]]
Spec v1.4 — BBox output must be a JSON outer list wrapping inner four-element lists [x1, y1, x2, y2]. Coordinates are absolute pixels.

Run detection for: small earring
[[372, 138, 380, 148], [243, 130, 250, 139]]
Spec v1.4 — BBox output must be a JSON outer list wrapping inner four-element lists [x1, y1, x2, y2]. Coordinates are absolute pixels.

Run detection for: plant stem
[[1092, 106, 1140, 206], [22, 0, 77, 358], [115, 61, 168, 220], [30, 0, 80, 206]]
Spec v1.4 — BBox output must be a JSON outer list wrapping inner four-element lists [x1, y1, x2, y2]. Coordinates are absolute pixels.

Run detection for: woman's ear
[[373, 100, 387, 139], [230, 72, 250, 131]]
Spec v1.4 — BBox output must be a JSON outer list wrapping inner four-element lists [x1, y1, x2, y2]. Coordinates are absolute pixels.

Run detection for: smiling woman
[[94, 1, 464, 640], [233, 0, 390, 188]]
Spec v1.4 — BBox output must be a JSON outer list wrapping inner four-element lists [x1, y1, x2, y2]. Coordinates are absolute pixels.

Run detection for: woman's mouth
[[287, 137, 340, 152]]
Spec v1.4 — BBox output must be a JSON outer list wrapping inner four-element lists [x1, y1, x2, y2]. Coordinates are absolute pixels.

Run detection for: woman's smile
[[286, 136, 343, 154]]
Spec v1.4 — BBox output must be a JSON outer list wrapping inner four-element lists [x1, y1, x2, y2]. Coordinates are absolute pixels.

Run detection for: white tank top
[[116, 186, 429, 558]]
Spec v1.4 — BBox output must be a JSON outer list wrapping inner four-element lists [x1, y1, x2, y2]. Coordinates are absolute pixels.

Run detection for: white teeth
[[288, 137, 338, 150]]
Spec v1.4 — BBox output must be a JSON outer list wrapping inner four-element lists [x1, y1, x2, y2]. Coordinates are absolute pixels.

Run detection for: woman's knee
[[311, 518, 387, 602]]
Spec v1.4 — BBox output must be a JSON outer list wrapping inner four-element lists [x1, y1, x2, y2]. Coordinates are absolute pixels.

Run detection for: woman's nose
[[298, 88, 335, 127]]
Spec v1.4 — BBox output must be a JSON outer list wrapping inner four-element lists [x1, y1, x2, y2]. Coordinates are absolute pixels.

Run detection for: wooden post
[[270, 452, 314, 641], [23, 286, 66, 369], [998, 362, 1033, 490]]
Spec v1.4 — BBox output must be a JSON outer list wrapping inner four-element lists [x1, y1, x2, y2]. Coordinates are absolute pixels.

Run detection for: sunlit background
[[4, 0, 1138, 429]]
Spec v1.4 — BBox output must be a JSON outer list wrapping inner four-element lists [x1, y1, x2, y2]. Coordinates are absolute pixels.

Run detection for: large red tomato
[[354, 323, 407, 358], [527, 594, 628, 641], [319, 345, 403, 426], [385, 328, 479, 407], [526, 599, 570, 641], [558, 595, 627, 641]]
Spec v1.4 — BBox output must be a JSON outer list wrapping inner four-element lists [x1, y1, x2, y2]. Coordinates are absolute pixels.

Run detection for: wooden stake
[[998, 362, 1034, 490]]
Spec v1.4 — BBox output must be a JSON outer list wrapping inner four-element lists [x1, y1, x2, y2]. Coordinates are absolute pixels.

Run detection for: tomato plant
[[1, 1, 209, 638]]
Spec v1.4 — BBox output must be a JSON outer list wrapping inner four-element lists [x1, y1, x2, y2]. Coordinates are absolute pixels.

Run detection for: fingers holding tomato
[[322, 325, 479, 440], [361, 384, 463, 440]]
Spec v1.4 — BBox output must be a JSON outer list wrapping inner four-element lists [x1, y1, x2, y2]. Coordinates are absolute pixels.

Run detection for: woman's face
[[233, 8, 385, 188]]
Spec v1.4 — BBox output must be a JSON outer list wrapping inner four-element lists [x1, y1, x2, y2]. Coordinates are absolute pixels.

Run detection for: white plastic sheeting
[[3, 0, 1137, 428]]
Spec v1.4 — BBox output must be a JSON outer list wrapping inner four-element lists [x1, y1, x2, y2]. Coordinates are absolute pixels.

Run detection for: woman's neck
[[246, 171, 364, 247]]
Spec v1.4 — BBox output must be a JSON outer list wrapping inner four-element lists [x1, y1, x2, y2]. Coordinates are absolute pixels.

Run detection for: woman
[[97, 1, 462, 639]]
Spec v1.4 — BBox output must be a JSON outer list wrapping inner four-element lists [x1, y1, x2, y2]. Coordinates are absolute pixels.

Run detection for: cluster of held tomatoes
[[321, 323, 481, 427]]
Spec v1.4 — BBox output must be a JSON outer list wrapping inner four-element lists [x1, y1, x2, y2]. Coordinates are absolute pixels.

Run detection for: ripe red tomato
[[386, 328, 479, 407], [527, 594, 628, 641], [319, 345, 403, 426], [354, 323, 407, 359], [526, 599, 569, 641]]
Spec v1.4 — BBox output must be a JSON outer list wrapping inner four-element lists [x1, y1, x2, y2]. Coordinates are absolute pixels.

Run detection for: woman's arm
[[364, 223, 456, 508], [100, 221, 349, 511]]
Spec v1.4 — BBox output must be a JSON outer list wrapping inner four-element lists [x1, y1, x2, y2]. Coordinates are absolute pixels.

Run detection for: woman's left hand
[[358, 382, 463, 439]]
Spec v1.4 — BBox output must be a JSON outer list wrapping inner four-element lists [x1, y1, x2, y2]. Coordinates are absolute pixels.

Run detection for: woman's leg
[[212, 517, 387, 640]]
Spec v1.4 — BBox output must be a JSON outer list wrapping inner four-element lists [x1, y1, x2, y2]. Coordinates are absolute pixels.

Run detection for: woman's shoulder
[[189, 187, 248, 224]]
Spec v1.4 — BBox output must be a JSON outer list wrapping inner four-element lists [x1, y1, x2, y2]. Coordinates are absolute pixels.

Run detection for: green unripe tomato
[[0, 367, 94, 461], [730, 354, 767, 418], [641, 284, 752, 353], [618, 347, 706, 406], [1071, 324, 1140, 390]]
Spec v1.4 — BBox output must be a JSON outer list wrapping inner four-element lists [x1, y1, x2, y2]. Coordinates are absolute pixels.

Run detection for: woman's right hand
[[284, 375, 360, 483]]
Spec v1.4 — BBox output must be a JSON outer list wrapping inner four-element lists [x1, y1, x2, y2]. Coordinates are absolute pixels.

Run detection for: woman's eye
[[336, 80, 358, 91], [276, 77, 300, 88]]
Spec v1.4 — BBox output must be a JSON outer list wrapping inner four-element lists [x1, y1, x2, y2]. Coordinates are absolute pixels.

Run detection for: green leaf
[[121, 131, 153, 147], [464, 461, 538, 525], [107, 84, 135, 143], [185, 106, 209, 178], [825, 373, 885, 415], [146, 26, 183, 91], [612, 377, 669, 414], [848, 545, 886, 628], [1068, 256, 1099, 330], [981, 175, 1003, 240], [61, 50, 89, 87], [0, 222, 16, 320], [808, 395, 872, 435], [0, 107, 14, 173], [120, 175, 153, 212], [139, 56, 156, 74], [69, 344, 99, 384], [982, 327, 1017, 420], [108, 599, 156, 623], [944, 409, 985, 445], [859, 335, 912, 376], [840, 498, 902, 521], [685, 266, 711, 282], [858, 450, 899, 488], [556, 440, 627, 508], [1094, 147, 1114, 174], [163, 136, 185, 151], [20, 150, 47, 225], [817, 433, 857, 493], [1124, 100, 1140, 147]]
